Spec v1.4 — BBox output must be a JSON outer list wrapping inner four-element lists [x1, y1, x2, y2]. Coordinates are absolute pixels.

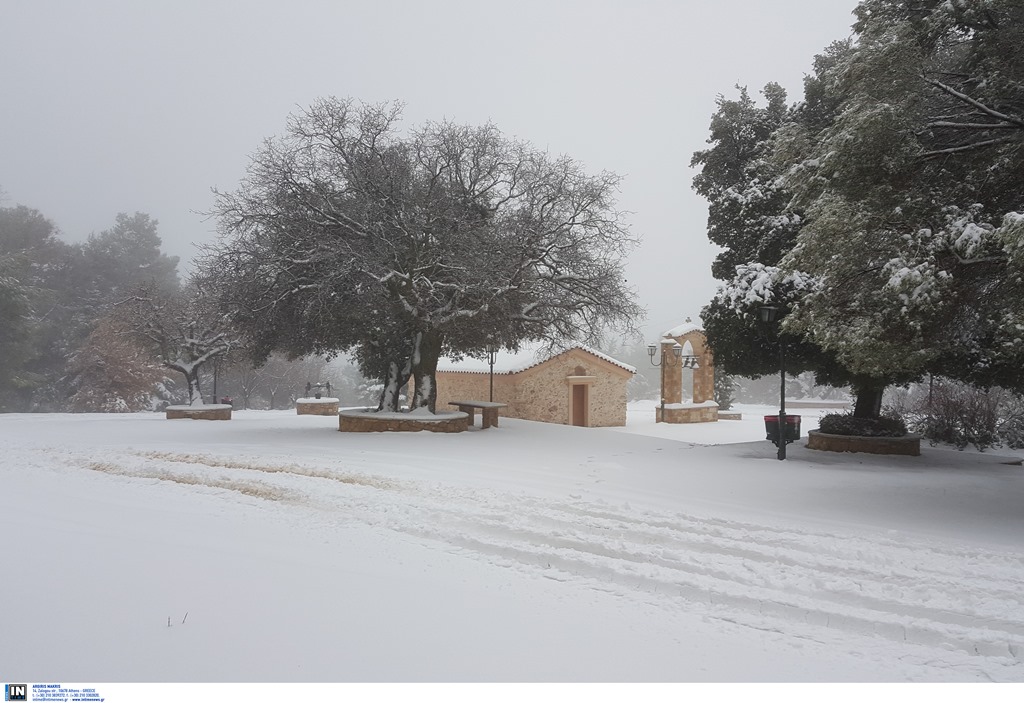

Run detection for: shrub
[[997, 394, 1024, 450], [818, 413, 908, 437], [885, 379, 1024, 451]]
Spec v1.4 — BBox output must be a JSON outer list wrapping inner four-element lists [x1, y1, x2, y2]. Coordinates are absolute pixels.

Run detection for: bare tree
[[122, 283, 238, 406]]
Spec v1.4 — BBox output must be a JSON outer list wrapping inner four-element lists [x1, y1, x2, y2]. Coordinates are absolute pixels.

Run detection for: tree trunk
[[410, 330, 443, 413], [377, 358, 412, 412], [187, 367, 203, 406], [851, 378, 886, 419], [167, 363, 204, 406]]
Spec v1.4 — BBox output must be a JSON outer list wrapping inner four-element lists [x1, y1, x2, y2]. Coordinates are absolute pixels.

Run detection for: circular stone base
[[165, 404, 233, 420], [339, 409, 468, 433], [806, 430, 921, 456]]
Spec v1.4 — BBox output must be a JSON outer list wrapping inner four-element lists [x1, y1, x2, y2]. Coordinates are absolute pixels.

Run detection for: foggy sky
[[1, 0, 856, 343]]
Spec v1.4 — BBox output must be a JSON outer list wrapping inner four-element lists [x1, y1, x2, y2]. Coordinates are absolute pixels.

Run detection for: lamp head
[[760, 305, 782, 323]]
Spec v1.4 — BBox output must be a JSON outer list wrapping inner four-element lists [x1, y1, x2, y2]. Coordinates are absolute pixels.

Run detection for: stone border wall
[[806, 430, 921, 456], [658, 404, 719, 424], [339, 410, 468, 433]]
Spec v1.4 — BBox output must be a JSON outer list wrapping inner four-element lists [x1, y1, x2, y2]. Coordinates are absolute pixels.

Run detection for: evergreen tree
[[778, 0, 1024, 396]]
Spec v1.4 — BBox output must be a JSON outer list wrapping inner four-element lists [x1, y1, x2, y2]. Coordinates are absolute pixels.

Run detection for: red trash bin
[[765, 414, 801, 445]]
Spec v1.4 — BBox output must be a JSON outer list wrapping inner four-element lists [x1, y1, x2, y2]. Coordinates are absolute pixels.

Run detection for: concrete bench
[[448, 400, 508, 429]]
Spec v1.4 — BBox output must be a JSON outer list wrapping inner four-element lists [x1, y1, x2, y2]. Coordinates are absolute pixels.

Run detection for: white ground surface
[[2, 403, 1023, 683]]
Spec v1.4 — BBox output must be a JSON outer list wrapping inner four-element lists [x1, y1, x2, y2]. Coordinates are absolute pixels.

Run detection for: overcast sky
[[1, 0, 857, 343]]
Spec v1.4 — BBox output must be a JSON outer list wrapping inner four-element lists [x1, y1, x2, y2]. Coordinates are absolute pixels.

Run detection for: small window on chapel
[[574, 365, 586, 376]]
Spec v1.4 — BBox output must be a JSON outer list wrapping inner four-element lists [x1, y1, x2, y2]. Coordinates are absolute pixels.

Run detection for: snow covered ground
[[2, 403, 1023, 682]]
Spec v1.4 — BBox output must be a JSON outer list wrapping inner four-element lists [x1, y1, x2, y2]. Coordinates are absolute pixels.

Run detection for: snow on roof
[[437, 344, 635, 375], [662, 318, 704, 339]]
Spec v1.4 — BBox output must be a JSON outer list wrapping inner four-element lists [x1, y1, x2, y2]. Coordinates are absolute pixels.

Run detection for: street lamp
[[213, 356, 220, 404], [760, 305, 788, 460], [647, 341, 685, 422], [485, 343, 498, 402]]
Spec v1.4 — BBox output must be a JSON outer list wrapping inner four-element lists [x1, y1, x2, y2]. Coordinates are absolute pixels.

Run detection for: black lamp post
[[760, 305, 787, 460], [485, 343, 498, 402], [647, 341, 684, 422]]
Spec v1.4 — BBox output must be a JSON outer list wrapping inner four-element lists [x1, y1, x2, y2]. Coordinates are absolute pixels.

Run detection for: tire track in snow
[[67, 448, 1024, 672]]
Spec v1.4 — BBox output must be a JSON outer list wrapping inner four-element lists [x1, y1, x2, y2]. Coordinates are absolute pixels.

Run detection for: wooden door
[[572, 384, 586, 427]]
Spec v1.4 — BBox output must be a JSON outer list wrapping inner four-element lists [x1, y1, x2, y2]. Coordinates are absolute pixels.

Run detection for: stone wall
[[338, 411, 468, 433], [435, 348, 632, 427], [434, 372, 512, 411], [659, 403, 719, 423], [806, 430, 922, 456], [296, 399, 340, 415], [165, 405, 232, 420]]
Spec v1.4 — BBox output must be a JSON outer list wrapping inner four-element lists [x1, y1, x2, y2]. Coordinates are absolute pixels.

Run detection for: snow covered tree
[[123, 283, 238, 406], [81, 212, 180, 304], [0, 205, 80, 410], [204, 98, 642, 412], [0, 255, 33, 408], [777, 0, 1024, 398], [698, 2, 1024, 417], [691, 76, 869, 408], [0, 206, 182, 410], [691, 83, 800, 281]]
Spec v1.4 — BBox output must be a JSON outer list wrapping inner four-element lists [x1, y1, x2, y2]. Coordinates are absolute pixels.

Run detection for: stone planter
[[339, 409, 469, 433], [165, 404, 233, 420], [806, 430, 921, 456]]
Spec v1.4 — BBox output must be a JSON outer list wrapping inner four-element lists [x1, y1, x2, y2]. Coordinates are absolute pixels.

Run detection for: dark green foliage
[[819, 412, 908, 438], [691, 84, 800, 281], [0, 205, 181, 411], [713, 371, 735, 410], [697, 0, 1024, 418]]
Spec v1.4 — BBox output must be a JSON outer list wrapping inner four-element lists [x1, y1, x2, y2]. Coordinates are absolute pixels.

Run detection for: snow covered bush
[[818, 413, 907, 438], [911, 381, 1015, 452], [885, 379, 1024, 452], [998, 395, 1024, 450]]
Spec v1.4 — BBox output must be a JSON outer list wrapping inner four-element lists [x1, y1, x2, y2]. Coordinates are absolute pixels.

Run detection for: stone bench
[[165, 404, 232, 420], [448, 400, 508, 429]]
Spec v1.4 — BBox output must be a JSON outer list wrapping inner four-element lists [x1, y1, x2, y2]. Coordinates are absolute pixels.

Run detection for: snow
[[662, 320, 702, 338], [3, 404, 1024, 683], [438, 345, 635, 375], [338, 407, 467, 421], [660, 400, 719, 410], [164, 404, 233, 411]]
